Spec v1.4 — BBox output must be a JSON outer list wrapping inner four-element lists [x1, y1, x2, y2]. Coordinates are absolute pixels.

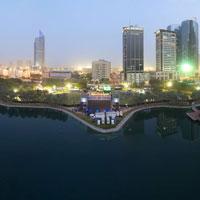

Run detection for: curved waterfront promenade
[[0, 102, 197, 133]]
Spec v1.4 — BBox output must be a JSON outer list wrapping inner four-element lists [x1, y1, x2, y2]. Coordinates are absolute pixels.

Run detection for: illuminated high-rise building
[[34, 31, 45, 69], [156, 29, 177, 72], [123, 25, 144, 81], [180, 19, 199, 74], [167, 24, 181, 68]]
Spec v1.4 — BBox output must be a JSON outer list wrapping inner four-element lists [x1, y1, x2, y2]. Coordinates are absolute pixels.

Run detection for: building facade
[[167, 24, 181, 68], [153, 71, 179, 81], [180, 19, 199, 74], [34, 31, 45, 69], [156, 29, 177, 72], [49, 71, 72, 80], [92, 60, 111, 81], [127, 72, 150, 85], [123, 25, 144, 81]]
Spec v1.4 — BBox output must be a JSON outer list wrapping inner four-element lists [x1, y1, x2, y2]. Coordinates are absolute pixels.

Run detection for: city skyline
[[0, 0, 200, 70]]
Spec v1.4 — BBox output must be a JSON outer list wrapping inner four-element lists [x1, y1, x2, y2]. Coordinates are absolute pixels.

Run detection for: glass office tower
[[123, 25, 144, 80], [34, 31, 45, 69], [180, 20, 199, 74]]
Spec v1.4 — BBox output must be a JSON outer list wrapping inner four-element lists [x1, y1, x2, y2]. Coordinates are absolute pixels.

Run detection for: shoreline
[[0, 102, 197, 133]]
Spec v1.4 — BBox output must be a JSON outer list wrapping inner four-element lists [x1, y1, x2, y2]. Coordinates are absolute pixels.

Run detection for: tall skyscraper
[[180, 19, 199, 74], [123, 25, 144, 81], [92, 59, 111, 81], [167, 24, 181, 68], [156, 29, 177, 72], [34, 31, 45, 69]]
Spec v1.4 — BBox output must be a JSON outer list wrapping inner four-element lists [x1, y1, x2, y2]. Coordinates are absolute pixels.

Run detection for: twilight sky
[[0, 0, 199, 70]]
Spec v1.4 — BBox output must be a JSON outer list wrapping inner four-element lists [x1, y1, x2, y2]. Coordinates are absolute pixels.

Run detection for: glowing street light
[[66, 83, 72, 90], [13, 88, 19, 93], [122, 82, 130, 89], [53, 85, 57, 90], [166, 81, 173, 88], [196, 86, 200, 91]]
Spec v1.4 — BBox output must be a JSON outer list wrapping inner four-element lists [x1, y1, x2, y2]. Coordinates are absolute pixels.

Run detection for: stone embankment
[[0, 102, 197, 133]]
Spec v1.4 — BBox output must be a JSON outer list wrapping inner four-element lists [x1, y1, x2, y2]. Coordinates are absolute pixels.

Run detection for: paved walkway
[[0, 102, 197, 134]]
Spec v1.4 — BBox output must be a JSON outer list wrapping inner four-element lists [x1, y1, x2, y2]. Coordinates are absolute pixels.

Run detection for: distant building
[[82, 68, 92, 74], [153, 71, 179, 81], [25, 60, 32, 68], [42, 68, 50, 79], [74, 67, 92, 75], [21, 69, 31, 79], [16, 60, 24, 68], [16, 60, 32, 68], [34, 31, 45, 69], [120, 71, 150, 85], [123, 25, 144, 81], [0, 67, 9, 77], [92, 60, 111, 81], [110, 72, 121, 85], [156, 29, 177, 72], [127, 72, 150, 85], [49, 70, 72, 80], [30, 70, 42, 82], [0, 66, 32, 80]]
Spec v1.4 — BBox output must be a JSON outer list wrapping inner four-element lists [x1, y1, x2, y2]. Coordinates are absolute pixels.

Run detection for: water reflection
[[157, 113, 177, 138], [123, 119, 145, 136], [0, 106, 68, 122], [123, 108, 200, 142], [87, 127, 121, 141], [1, 106, 200, 142], [180, 118, 200, 141]]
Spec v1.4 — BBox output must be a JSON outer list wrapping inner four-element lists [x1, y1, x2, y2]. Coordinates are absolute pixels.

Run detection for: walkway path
[[0, 102, 198, 134]]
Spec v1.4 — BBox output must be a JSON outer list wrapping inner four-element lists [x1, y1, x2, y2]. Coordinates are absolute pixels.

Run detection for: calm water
[[0, 106, 200, 200]]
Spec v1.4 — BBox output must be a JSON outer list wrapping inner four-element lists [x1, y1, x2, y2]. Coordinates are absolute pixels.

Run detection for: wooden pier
[[187, 107, 200, 122]]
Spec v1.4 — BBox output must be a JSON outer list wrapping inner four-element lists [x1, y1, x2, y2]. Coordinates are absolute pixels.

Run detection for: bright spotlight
[[13, 89, 19, 93], [122, 82, 130, 89], [196, 86, 200, 91], [167, 81, 173, 88], [181, 63, 192, 73], [67, 83, 72, 90]]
